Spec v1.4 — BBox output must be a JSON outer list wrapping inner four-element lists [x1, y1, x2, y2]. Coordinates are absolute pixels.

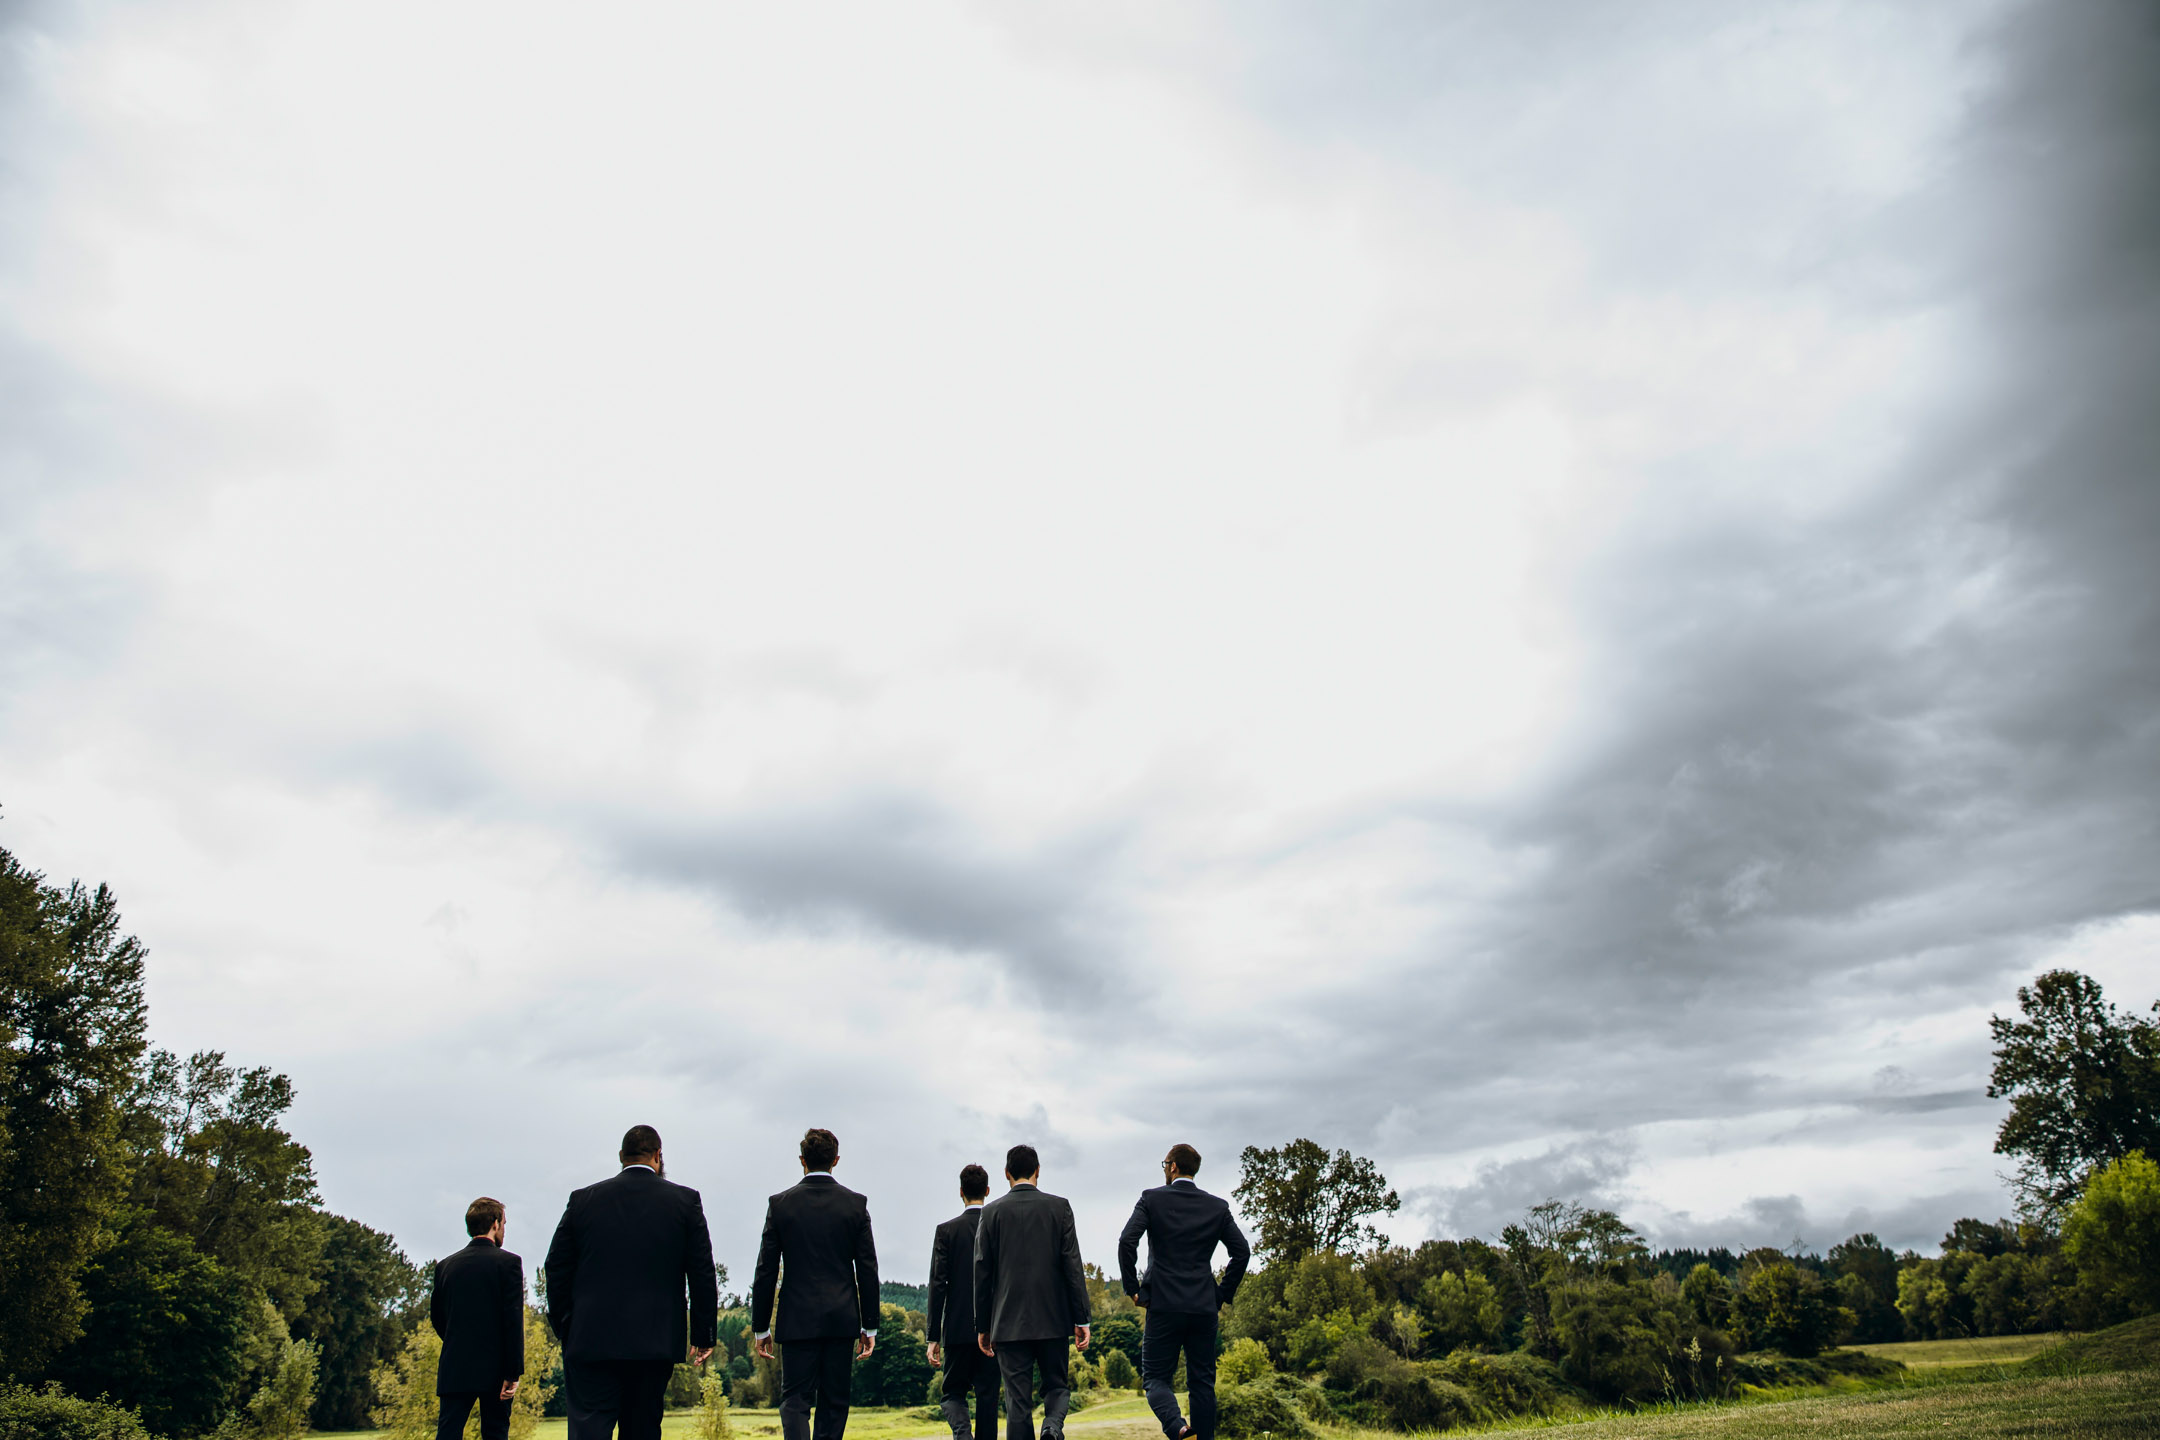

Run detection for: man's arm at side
[[926, 1226, 949, 1345], [1058, 1200, 1090, 1342], [971, 1206, 996, 1352], [542, 1202, 578, 1341], [750, 1200, 783, 1342], [1117, 1196, 1149, 1298], [1217, 1210, 1252, 1308], [686, 1192, 719, 1357], [502, 1254, 526, 1383], [854, 1204, 882, 1341]]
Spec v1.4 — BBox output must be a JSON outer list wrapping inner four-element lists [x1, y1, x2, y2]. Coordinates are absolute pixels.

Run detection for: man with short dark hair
[[432, 1197, 525, 1440], [927, 1165, 996, 1440], [752, 1128, 881, 1440], [1117, 1145, 1250, 1440], [545, 1126, 719, 1440], [973, 1145, 1089, 1440]]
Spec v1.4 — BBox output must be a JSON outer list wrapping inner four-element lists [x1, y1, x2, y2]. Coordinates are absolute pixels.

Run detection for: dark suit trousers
[[941, 1342, 1000, 1440], [437, 1391, 512, 1440], [565, 1358, 672, 1440], [1142, 1311, 1218, 1440], [995, 1338, 1071, 1440], [780, 1336, 856, 1440]]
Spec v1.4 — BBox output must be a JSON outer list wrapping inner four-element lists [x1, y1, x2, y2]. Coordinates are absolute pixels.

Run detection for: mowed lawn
[[317, 1392, 1172, 1440], [1842, 1332, 2072, 1369]]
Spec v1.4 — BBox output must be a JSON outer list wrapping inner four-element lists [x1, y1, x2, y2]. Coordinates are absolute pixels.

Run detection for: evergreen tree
[[0, 848, 149, 1377]]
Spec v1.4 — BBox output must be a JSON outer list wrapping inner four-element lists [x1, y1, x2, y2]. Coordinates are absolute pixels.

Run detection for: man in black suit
[[1117, 1144, 1250, 1440], [973, 1145, 1090, 1440], [432, 1196, 526, 1440], [927, 1164, 996, 1440], [544, 1125, 719, 1440], [752, 1128, 881, 1440]]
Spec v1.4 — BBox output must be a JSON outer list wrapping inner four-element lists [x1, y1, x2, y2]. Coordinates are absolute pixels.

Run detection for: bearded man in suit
[[1117, 1144, 1250, 1440], [544, 1126, 719, 1440]]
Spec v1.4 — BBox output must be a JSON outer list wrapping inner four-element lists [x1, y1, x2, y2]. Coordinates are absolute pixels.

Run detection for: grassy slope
[[1843, 1332, 2069, 1369], [317, 1318, 2160, 1440]]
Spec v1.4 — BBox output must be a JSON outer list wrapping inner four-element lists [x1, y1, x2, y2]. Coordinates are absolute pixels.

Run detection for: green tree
[[1100, 1347, 1142, 1389], [1415, 1272, 1505, 1354], [1989, 970, 2160, 1218], [2062, 1150, 2160, 1320], [1729, 1257, 1848, 1357], [48, 1219, 249, 1434], [1826, 1234, 1903, 1343], [1678, 1264, 1731, 1332], [243, 1338, 319, 1440], [1234, 1140, 1399, 1265], [294, 1214, 422, 1429], [851, 1303, 932, 1406], [0, 852, 149, 1376]]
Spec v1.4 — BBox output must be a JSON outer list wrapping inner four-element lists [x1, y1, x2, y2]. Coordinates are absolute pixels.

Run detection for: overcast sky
[[4, 0, 2157, 1282]]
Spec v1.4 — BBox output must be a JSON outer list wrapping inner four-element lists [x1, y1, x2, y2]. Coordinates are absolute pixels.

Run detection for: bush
[[1218, 1337, 1272, 1387], [1417, 1272, 1506, 1353], [1550, 1278, 1726, 1402], [1101, 1347, 1141, 1389], [693, 1373, 733, 1440], [1729, 1261, 1849, 1357], [1430, 1349, 1572, 1417], [369, 1315, 558, 1440], [1727, 1348, 1903, 1390], [1214, 1379, 1314, 1439], [2064, 1151, 2160, 1320], [0, 1385, 153, 1440], [244, 1338, 319, 1439], [1349, 1369, 1481, 1432]]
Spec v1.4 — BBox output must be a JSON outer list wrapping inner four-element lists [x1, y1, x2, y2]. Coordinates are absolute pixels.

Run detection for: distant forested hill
[[880, 1282, 929, 1313]]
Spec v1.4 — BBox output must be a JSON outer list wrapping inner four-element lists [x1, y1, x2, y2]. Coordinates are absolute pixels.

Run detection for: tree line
[[4, 830, 2156, 1436]]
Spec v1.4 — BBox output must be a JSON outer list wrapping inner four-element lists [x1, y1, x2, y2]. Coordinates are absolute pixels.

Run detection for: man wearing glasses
[[1115, 1145, 1251, 1440]]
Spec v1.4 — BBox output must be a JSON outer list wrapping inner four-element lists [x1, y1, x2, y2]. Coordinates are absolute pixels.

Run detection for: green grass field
[[1842, 1331, 2071, 1369], [320, 1317, 2160, 1440]]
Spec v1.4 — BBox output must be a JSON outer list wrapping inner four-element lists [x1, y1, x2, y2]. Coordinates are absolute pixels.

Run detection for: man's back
[[433, 1237, 525, 1395], [973, 1185, 1087, 1342], [926, 1208, 982, 1345], [545, 1167, 719, 1362], [1117, 1182, 1249, 1314], [752, 1176, 880, 1341]]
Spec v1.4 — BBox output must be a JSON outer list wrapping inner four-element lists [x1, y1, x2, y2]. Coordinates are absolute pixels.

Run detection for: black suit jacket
[[432, 1238, 526, 1395], [1117, 1180, 1250, 1315], [544, 1166, 719, 1363], [751, 1174, 881, 1341], [926, 1207, 983, 1345], [972, 1184, 1088, 1343]]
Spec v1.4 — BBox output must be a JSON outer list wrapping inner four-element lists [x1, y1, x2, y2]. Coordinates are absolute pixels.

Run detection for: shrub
[[1431, 1349, 1573, 1417], [0, 1385, 153, 1440], [1349, 1368, 1481, 1432], [370, 1315, 558, 1440], [245, 1338, 319, 1439], [1214, 1380, 1315, 1439], [1218, 1338, 1272, 1387], [1417, 1271, 1506, 1353], [1550, 1278, 1727, 1402], [2064, 1151, 2160, 1320], [693, 1373, 733, 1440], [1101, 1347, 1141, 1389], [1730, 1261, 1849, 1357]]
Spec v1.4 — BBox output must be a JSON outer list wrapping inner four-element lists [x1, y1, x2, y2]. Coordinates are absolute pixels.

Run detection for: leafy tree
[[1090, 1313, 1142, 1373], [851, 1302, 932, 1406], [1826, 1234, 1903, 1343], [1549, 1279, 1721, 1403], [47, 1219, 249, 1435], [370, 1314, 557, 1440], [1234, 1140, 1399, 1265], [1678, 1264, 1732, 1331], [243, 1338, 319, 1439], [1729, 1257, 1848, 1356], [128, 1049, 326, 1320], [1989, 970, 2160, 1218], [294, 1214, 423, 1430], [0, 853, 149, 1376], [2062, 1150, 2160, 1320], [1100, 1347, 1142, 1389], [1415, 1272, 1505, 1354]]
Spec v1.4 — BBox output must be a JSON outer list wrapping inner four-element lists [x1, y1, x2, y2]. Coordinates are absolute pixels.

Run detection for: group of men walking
[[427, 1125, 1250, 1440]]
